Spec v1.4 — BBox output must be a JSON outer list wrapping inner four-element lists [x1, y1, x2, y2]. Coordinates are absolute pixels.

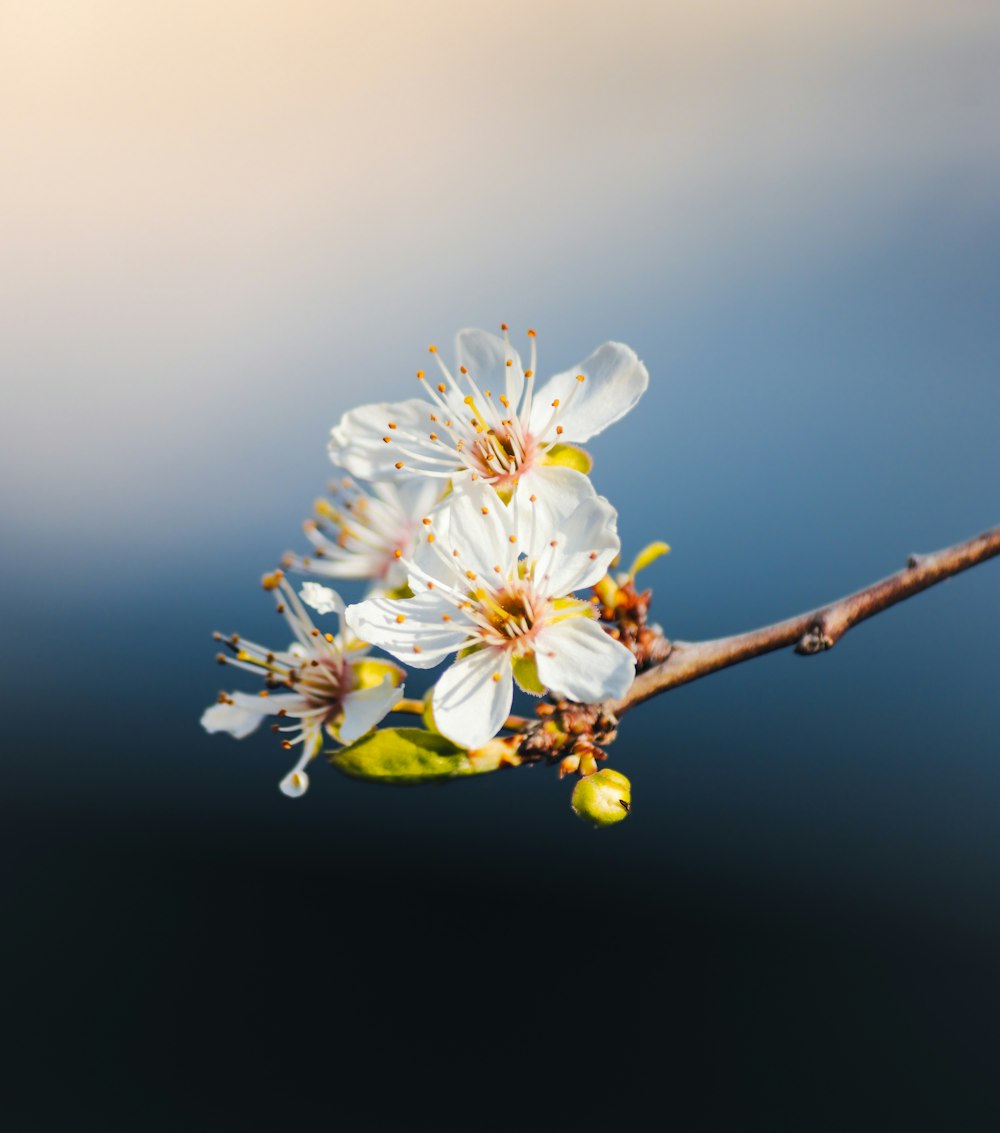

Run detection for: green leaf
[[542, 443, 593, 474], [628, 541, 670, 578], [330, 727, 475, 784]]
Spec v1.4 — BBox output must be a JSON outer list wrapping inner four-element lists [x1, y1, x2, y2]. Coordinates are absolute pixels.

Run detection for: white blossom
[[328, 326, 648, 507], [344, 477, 636, 750], [282, 476, 443, 594], [201, 575, 403, 796]]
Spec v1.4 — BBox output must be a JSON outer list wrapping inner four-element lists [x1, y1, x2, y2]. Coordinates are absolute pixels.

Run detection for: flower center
[[475, 583, 548, 654], [468, 425, 539, 489], [299, 655, 349, 719]]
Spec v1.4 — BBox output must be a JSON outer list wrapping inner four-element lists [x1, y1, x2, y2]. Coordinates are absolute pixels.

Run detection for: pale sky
[[1, 1, 997, 543]]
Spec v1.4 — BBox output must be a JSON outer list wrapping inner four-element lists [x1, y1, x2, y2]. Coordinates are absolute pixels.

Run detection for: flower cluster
[[202, 326, 650, 795]]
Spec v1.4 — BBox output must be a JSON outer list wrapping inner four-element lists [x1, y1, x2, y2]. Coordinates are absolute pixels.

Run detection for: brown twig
[[607, 523, 1000, 717], [383, 525, 999, 772]]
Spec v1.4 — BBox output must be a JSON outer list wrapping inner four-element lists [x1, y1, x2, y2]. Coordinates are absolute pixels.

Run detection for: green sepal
[[456, 642, 486, 661], [593, 575, 620, 608], [542, 443, 593, 474], [383, 584, 414, 600], [512, 655, 545, 695], [330, 728, 475, 784], [628, 541, 670, 579], [421, 690, 439, 733], [351, 658, 405, 691]]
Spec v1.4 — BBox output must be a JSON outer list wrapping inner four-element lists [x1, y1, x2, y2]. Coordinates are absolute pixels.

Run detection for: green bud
[[571, 769, 632, 827]]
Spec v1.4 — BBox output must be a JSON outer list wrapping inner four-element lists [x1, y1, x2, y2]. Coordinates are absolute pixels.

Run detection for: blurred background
[[2, 1, 999, 1128]]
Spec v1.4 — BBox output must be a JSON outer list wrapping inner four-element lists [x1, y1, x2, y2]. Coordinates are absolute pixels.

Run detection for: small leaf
[[543, 443, 593, 474], [628, 541, 670, 579], [330, 727, 475, 784]]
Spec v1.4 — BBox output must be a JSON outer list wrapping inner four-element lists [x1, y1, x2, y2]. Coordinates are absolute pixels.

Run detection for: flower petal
[[529, 342, 649, 445], [229, 691, 312, 717], [516, 466, 595, 553], [432, 648, 513, 749], [515, 469, 620, 595], [455, 328, 525, 409], [393, 476, 448, 517], [299, 582, 345, 617], [279, 768, 310, 798], [200, 700, 265, 739], [534, 616, 636, 703], [415, 480, 518, 584], [338, 676, 404, 744], [328, 397, 438, 480], [288, 551, 390, 582], [345, 591, 472, 668]]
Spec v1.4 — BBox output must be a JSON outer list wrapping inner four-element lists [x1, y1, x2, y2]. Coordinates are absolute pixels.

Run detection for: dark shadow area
[[5, 810, 1000, 1132]]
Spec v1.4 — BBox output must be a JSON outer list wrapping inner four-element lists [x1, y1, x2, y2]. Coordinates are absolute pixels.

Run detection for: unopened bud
[[570, 768, 632, 827]]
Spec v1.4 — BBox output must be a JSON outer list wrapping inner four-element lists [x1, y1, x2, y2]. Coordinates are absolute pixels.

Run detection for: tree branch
[[607, 523, 1000, 717]]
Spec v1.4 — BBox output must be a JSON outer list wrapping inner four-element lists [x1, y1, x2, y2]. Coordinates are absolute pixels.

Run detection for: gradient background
[[3, 2, 1000, 1129]]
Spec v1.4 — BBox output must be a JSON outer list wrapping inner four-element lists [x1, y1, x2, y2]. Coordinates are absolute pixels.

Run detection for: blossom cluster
[[202, 326, 650, 795]]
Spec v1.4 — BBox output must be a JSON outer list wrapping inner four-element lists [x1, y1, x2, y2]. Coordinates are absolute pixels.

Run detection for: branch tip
[[608, 522, 1000, 716]]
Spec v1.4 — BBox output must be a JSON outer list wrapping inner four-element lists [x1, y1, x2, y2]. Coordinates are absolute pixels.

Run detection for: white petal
[[432, 648, 513, 750], [200, 700, 265, 739], [338, 676, 404, 744], [345, 591, 472, 668], [290, 552, 389, 581], [534, 616, 636, 703], [455, 328, 525, 409], [515, 466, 600, 560], [279, 768, 310, 798], [230, 691, 312, 717], [363, 561, 410, 596], [542, 494, 620, 597], [299, 581, 344, 617], [417, 480, 518, 583], [514, 469, 620, 595], [516, 462, 593, 532], [328, 397, 440, 480], [395, 476, 448, 517], [529, 342, 649, 444]]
